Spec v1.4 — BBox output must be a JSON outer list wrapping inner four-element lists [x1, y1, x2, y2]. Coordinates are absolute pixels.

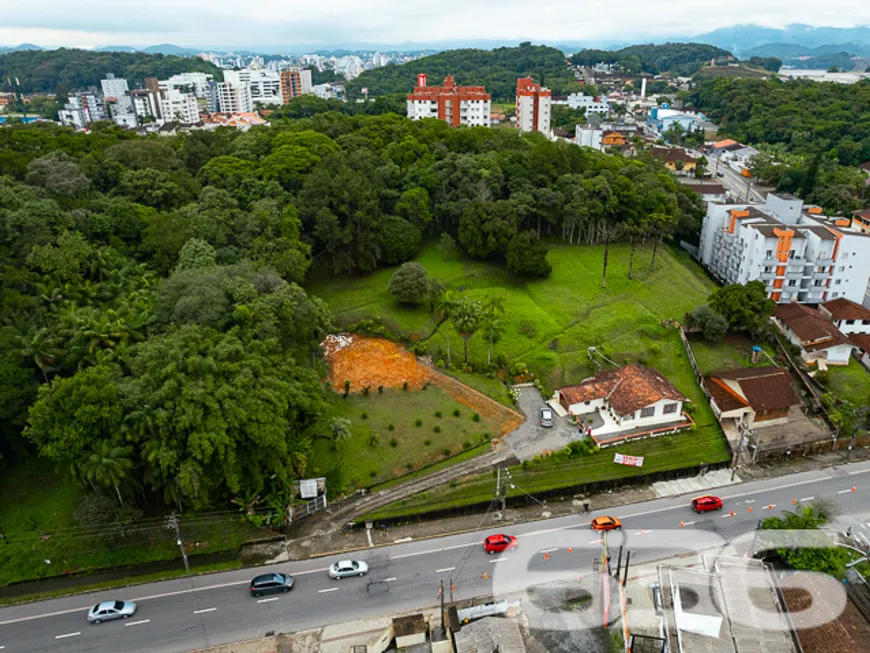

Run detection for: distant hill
[[571, 42, 732, 76], [142, 44, 202, 56], [95, 45, 139, 53], [0, 43, 43, 54], [344, 42, 579, 101], [0, 48, 222, 93], [694, 24, 870, 57]]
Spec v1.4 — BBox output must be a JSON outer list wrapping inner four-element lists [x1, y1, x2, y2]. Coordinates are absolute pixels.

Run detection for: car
[[87, 600, 137, 624], [691, 495, 724, 513], [591, 516, 622, 531], [540, 407, 554, 427], [328, 559, 369, 579], [249, 572, 294, 597], [483, 533, 518, 554], [717, 171, 725, 177]]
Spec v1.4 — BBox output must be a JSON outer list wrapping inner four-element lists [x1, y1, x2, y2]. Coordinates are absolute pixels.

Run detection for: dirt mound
[[322, 335, 432, 392]]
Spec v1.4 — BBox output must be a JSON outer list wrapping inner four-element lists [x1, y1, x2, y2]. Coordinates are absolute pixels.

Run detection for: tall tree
[[480, 295, 506, 367], [450, 296, 482, 366]]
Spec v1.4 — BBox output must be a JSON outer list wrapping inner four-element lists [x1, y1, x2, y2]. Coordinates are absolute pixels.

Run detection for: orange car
[[591, 516, 622, 531]]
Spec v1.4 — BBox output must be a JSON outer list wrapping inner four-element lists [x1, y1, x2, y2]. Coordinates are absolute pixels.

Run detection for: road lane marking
[[319, 588, 339, 593], [55, 632, 81, 639], [435, 567, 456, 573], [681, 521, 696, 527], [800, 497, 815, 502], [390, 543, 473, 561], [384, 577, 397, 582], [745, 500, 755, 504], [839, 489, 853, 494], [125, 619, 150, 627], [490, 557, 507, 563], [257, 597, 280, 604], [635, 530, 651, 535], [589, 539, 602, 544], [539, 548, 559, 553], [193, 608, 216, 614]]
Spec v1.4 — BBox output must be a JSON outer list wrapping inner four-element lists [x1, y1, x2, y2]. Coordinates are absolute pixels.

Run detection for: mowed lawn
[[825, 362, 870, 407], [689, 333, 780, 375], [308, 386, 502, 494]]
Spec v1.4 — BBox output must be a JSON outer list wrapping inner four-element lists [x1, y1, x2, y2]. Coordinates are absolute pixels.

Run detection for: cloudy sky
[[2, 0, 869, 49]]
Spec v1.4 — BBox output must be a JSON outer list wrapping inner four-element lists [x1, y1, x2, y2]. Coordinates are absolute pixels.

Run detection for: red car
[[591, 516, 622, 531], [483, 534, 518, 554], [691, 495, 724, 513]]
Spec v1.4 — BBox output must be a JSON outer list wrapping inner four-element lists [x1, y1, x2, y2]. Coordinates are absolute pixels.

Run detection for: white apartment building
[[223, 69, 283, 106], [698, 193, 870, 305], [515, 76, 551, 134], [575, 125, 603, 150], [216, 82, 253, 113], [161, 72, 214, 98], [159, 88, 200, 124], [406, 75, 491, 127], [58, 91, 107, 129], [564, 93, 609, 115]]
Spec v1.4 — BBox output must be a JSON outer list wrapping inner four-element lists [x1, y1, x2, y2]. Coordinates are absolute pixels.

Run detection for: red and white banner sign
[[613, 453, 644, 467]]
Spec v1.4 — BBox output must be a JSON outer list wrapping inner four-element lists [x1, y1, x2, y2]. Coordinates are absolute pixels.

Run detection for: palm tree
[[481, 295, 506, 367], [450, 297, 482, 366], [76, 440, 135, 506], [434, 289, 457, 366]]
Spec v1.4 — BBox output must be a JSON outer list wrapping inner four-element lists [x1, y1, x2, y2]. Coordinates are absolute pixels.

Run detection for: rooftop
[[775, 304, 852, 351], [821, 298, 870, 322], [454, 616, 526, 653], [559, 364, 686, 416], [709, 367, 800, 414]]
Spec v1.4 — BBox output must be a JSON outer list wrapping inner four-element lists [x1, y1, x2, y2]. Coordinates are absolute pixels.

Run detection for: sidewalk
[[253, 447, 870, 564]]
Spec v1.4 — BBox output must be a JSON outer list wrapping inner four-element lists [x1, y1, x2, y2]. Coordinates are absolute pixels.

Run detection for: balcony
[[760, 272, 776, 281], [812, 272, 829, 281], [786, 269, 804, 280], [815, 257, 833, 266], [762, 257, 779, 266]]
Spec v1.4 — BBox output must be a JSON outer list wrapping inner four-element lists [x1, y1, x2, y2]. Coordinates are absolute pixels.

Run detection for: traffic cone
[[729, 511, 735, 517], [852, 486, 857, 492], [680, 521, 685, 527], [544, 553, 549, 560], [792, 498, 797, 504], [748, 506, 753, 513], [568, 547, 573, 553], [482, 572, 488, 580]]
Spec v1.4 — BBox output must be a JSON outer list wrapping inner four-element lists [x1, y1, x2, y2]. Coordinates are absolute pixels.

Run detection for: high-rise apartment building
[[161, 72, 214, 98], [698, 193, 870, 304], [217, 82, 253, 113], [515, 76, 551, 134], [280, 68, 312, 103], [159, 88, 200, 123], [406, 74, 490, 127], [224, 69, 283, 106], [58, 90, 107, 129]]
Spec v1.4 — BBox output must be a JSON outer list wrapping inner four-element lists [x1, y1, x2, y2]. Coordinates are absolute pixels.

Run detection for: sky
[[2, 0, 869, 50]]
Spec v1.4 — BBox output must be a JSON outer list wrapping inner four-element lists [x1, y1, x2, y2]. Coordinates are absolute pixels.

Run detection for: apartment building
[[563, 93, 609, 115], [161, 72, 214, 98], [216, 82, 253, 113], [159, 88, 200, 124], [224, 69, 283, 106], [406, 74, 490, 127], [280, 68, 313, 103], [58, 90, 106, 129], [698, 193, 870, 304], [515, 76, 552, 134]]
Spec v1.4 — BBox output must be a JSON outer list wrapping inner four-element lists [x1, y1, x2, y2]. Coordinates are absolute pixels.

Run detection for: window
[[832, 292, 839, 298], [788, 280, 797, 287], [623, 412, 634, 421], [839, 266, 845, 272], [766, 249, 773, 258], [763, 266, 773, 273], [845, 319, 854, 325], [843, 253, 850, 259], [835, 279, 842, 285], [640, 406, 656, 418], [663, 403, 678, 415]]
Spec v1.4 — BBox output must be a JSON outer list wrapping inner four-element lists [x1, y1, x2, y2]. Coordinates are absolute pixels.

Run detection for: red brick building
[[406, 74, 491, 127]]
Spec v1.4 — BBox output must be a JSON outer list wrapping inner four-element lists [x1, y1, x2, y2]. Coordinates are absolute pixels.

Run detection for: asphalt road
[[2, 460, 869, 653], [708, 153, 767, 202]]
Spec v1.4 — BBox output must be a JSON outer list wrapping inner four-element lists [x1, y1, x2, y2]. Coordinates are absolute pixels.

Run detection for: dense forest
[[0, 105, 701, 511], [688, 77, 870, 214], [570, 43, 733, 76], [0, 49, 223, 94], [344, 42, 580, 100]]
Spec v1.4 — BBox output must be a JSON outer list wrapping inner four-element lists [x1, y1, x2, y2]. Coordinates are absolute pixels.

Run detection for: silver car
[[87, 600, 137, 624], [328, 559, 369, 579], [540, 407, 554, 427]]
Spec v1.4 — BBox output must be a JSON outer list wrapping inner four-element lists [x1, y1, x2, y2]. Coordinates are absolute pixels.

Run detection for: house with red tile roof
[[557, 365, 687, 438], [820, 298, 870, 335], [707, 367, 800, 429], [773, 303, 855, 365]]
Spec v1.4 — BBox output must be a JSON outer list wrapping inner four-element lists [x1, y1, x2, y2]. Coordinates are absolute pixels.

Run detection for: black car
[[249, 572, 294, 597]]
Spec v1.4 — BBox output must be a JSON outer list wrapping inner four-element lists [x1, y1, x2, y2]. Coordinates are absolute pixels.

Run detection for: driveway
[[503, 386, 579, 461]]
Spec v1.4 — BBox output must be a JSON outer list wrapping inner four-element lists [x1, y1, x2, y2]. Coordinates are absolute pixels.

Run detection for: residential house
[[853, 209, 870, 234], [860, 162, 870, 186], [557, 364, 687, 439], [680, 180, 727, 203], [820, 298, 870, 335], [851, 333, 870, 370], [773, 303, 854, 365], [707, 367, 800, 428], [650, 147, 696, 174], [697, 193, 870, 304], [454, 617, 526, 653]]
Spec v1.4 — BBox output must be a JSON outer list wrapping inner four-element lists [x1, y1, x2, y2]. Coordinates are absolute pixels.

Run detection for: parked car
[[483, 533, 518, 554], [691, 495, 724, 513], [540, 407, 554, 427], [249, 572, 294, 597], [87, 600, 137, 624], [591, 516, 622, 531], [328, 560, 369, 579], [716, 171, 725, 177]]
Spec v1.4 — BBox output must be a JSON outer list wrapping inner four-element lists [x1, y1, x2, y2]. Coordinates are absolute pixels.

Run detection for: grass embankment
[[365, 423, 730, 521], [824, 362, 870, 407], [0, 458, 264, 588], [308, 387, 501, 494]]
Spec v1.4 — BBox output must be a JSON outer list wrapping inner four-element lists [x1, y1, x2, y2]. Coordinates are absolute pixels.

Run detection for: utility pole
[[167, 515, 190, 574], [622, 551, 631, 587], [495, 468, 508, 513], [615, 545, 624, 581]]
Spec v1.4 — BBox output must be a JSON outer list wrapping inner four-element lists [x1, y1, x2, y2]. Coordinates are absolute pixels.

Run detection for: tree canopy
[[570, 43, 733, 76]]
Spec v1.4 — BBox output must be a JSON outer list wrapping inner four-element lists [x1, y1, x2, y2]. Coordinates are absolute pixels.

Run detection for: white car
[[87, 600, 137, 624], [328, 560, 369, 579], [540, 407, 554, 427]]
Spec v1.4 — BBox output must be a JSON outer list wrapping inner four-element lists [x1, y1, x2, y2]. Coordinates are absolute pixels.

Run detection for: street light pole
[[167, 515, 190, 574]]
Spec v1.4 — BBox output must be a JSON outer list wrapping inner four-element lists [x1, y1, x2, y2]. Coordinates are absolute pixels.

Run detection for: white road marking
[[681, 521, 696, 527], [722, 514, 733, 519], [193, 608, 216, 615], [55, 632, 80, 640], [257, 597, 280, 604], [125, 619, 150, 627], [839, 489, 853, 494], [318, 588, 339, 594], [762, 504, 777, 510], [589, 539, 602, 544], [490, 557, 507, 563], [635, 530, 651, 535], [435, 567, 456, 573], [390, 543, 473, 561], [800, 497, 815, 502], [745, 500, 755, 504], [540, 548, 559, 553], [384, 577, 397, 582]]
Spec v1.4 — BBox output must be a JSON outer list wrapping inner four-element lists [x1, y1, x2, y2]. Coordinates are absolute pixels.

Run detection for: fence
[[289, 494, 327, 523]]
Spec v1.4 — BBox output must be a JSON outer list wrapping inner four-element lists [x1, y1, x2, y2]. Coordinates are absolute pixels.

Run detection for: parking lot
[[503, 386, 579, 461]]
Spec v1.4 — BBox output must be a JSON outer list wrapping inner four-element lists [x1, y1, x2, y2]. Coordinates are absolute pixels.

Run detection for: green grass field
[[824, 362, 870, 407], [365, 422, 730, 520], [689, 334, 779, 375], [309, 386, 502, 495]]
